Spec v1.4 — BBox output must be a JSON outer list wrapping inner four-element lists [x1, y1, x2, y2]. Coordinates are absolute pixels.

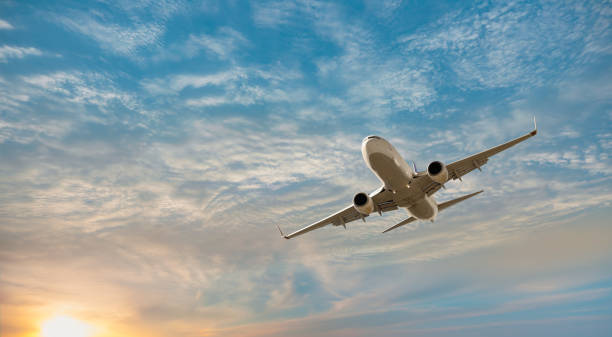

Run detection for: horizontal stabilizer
[[438, 190, 483, 211], [382, 190, 483, 234], [382, 216, 417, 233]]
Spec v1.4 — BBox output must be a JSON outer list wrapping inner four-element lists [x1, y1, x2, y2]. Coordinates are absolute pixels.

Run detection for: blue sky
[[1, 0, 611, 336]]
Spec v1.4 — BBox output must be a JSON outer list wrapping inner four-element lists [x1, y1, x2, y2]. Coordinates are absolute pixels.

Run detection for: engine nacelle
[[427, 161, 448, 184], [353, 192, 374, 215]]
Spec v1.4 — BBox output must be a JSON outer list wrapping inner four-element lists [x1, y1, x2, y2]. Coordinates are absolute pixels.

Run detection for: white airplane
[[278, 118, 538, 239]]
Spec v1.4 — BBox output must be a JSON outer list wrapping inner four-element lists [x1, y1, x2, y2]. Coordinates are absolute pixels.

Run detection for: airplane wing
[[446, 118, 537, 181], [278, 186, 398, 239], [412, 117, 537, 195]]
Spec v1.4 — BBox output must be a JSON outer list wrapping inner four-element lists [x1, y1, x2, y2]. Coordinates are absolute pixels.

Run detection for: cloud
[[142, 69, 246, 94], [151, 26, 249, 62], [262, 0, 438, 115], [52, 1, 189, 59], [398, 0, 611, 89], [252, 1, 299, 27], [0, 70, 143, 148], [20, 71, 139, 113], [58, 15, 164, 57], [184, 27, 249, 59], [0, 45, 42, 62], [141, 66, 307, 107], [0, 18, 13, 29], [519, 145, 612, 175]]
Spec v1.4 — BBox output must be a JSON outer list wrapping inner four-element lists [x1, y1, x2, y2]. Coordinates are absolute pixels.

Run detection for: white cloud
[[152, 26, 249, 62], [252, 1, 298, 27], [185, 27, 248, 59], [398, 0, 609, 89], [0, 19, 13, 29], [142, 66, 308, 107], [0, 45, 42, 62], [142, 69, 246, 94], [185, 95, 229, 107], [53, 1, 191, 59], [21, 71, 138, 112], [520, 148, 612, 175], [306, 1, 437, 115], [57, 15, 164, 57]]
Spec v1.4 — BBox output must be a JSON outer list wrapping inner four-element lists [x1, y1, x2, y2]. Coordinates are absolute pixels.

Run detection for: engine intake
[[427, 160, 448, 184], [353, 192, 374, 215]]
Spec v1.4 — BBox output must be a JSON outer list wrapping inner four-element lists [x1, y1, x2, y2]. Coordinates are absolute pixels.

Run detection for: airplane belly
[[368, 153, 411, 191], [407, 195, 438, 220]]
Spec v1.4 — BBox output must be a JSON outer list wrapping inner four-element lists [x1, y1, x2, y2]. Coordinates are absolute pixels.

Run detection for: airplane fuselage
[[362, 135, 438, 221]]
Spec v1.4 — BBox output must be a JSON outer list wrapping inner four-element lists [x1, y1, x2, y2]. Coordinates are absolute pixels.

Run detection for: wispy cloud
[[142, 66, 307, 107], [184, 27, 249, 59], [0, 45, 42, 62], [142, 69, 246, 94], [21, 71, 138, 113], [151, 26, 249, 62], [58, 15, 164, 57], [256, 0, 437, 115], [252, 1, 299, 27], [0, 18, 13, 29], [398, 0, 611, 89]]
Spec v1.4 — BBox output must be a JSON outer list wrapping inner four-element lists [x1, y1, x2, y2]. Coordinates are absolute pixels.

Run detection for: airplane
[[277, 118, 537, 239]]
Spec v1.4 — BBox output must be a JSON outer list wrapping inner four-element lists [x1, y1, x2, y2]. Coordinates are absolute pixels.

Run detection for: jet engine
[[427, 160, 448, 184], [353, 192, 374, 215]]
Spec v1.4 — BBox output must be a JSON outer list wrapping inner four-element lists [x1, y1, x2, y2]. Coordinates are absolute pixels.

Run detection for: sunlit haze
[[41, 316, 92, 337], [1, 1, 611, 337]]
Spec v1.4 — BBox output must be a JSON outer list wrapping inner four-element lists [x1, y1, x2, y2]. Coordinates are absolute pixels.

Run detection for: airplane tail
[[382, 190, 483, 233]]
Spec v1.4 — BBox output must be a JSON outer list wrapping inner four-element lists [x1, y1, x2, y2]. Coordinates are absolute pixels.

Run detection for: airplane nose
[[362, 135, 381, 154], [363, 135, 381, 144]]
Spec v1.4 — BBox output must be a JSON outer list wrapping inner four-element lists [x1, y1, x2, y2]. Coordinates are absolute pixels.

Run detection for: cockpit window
[[366, 135, 381, 140]]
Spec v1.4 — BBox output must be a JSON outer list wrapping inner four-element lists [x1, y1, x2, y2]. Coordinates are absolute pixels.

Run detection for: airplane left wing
[[279, 187, 397, 239]]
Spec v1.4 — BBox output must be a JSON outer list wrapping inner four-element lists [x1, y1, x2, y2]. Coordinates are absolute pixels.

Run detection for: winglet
[[531, 116, 537, 136], [277, 225, 289, 239]]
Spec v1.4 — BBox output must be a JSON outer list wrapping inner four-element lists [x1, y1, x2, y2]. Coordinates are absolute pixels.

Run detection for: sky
[[0, 0, 611, 336]]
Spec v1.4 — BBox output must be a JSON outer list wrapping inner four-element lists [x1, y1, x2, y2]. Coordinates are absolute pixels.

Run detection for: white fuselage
[[362, 136, 438, 220]]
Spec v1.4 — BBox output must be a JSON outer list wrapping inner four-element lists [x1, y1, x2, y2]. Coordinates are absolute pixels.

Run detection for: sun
[[41, 315, 93, 337]]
